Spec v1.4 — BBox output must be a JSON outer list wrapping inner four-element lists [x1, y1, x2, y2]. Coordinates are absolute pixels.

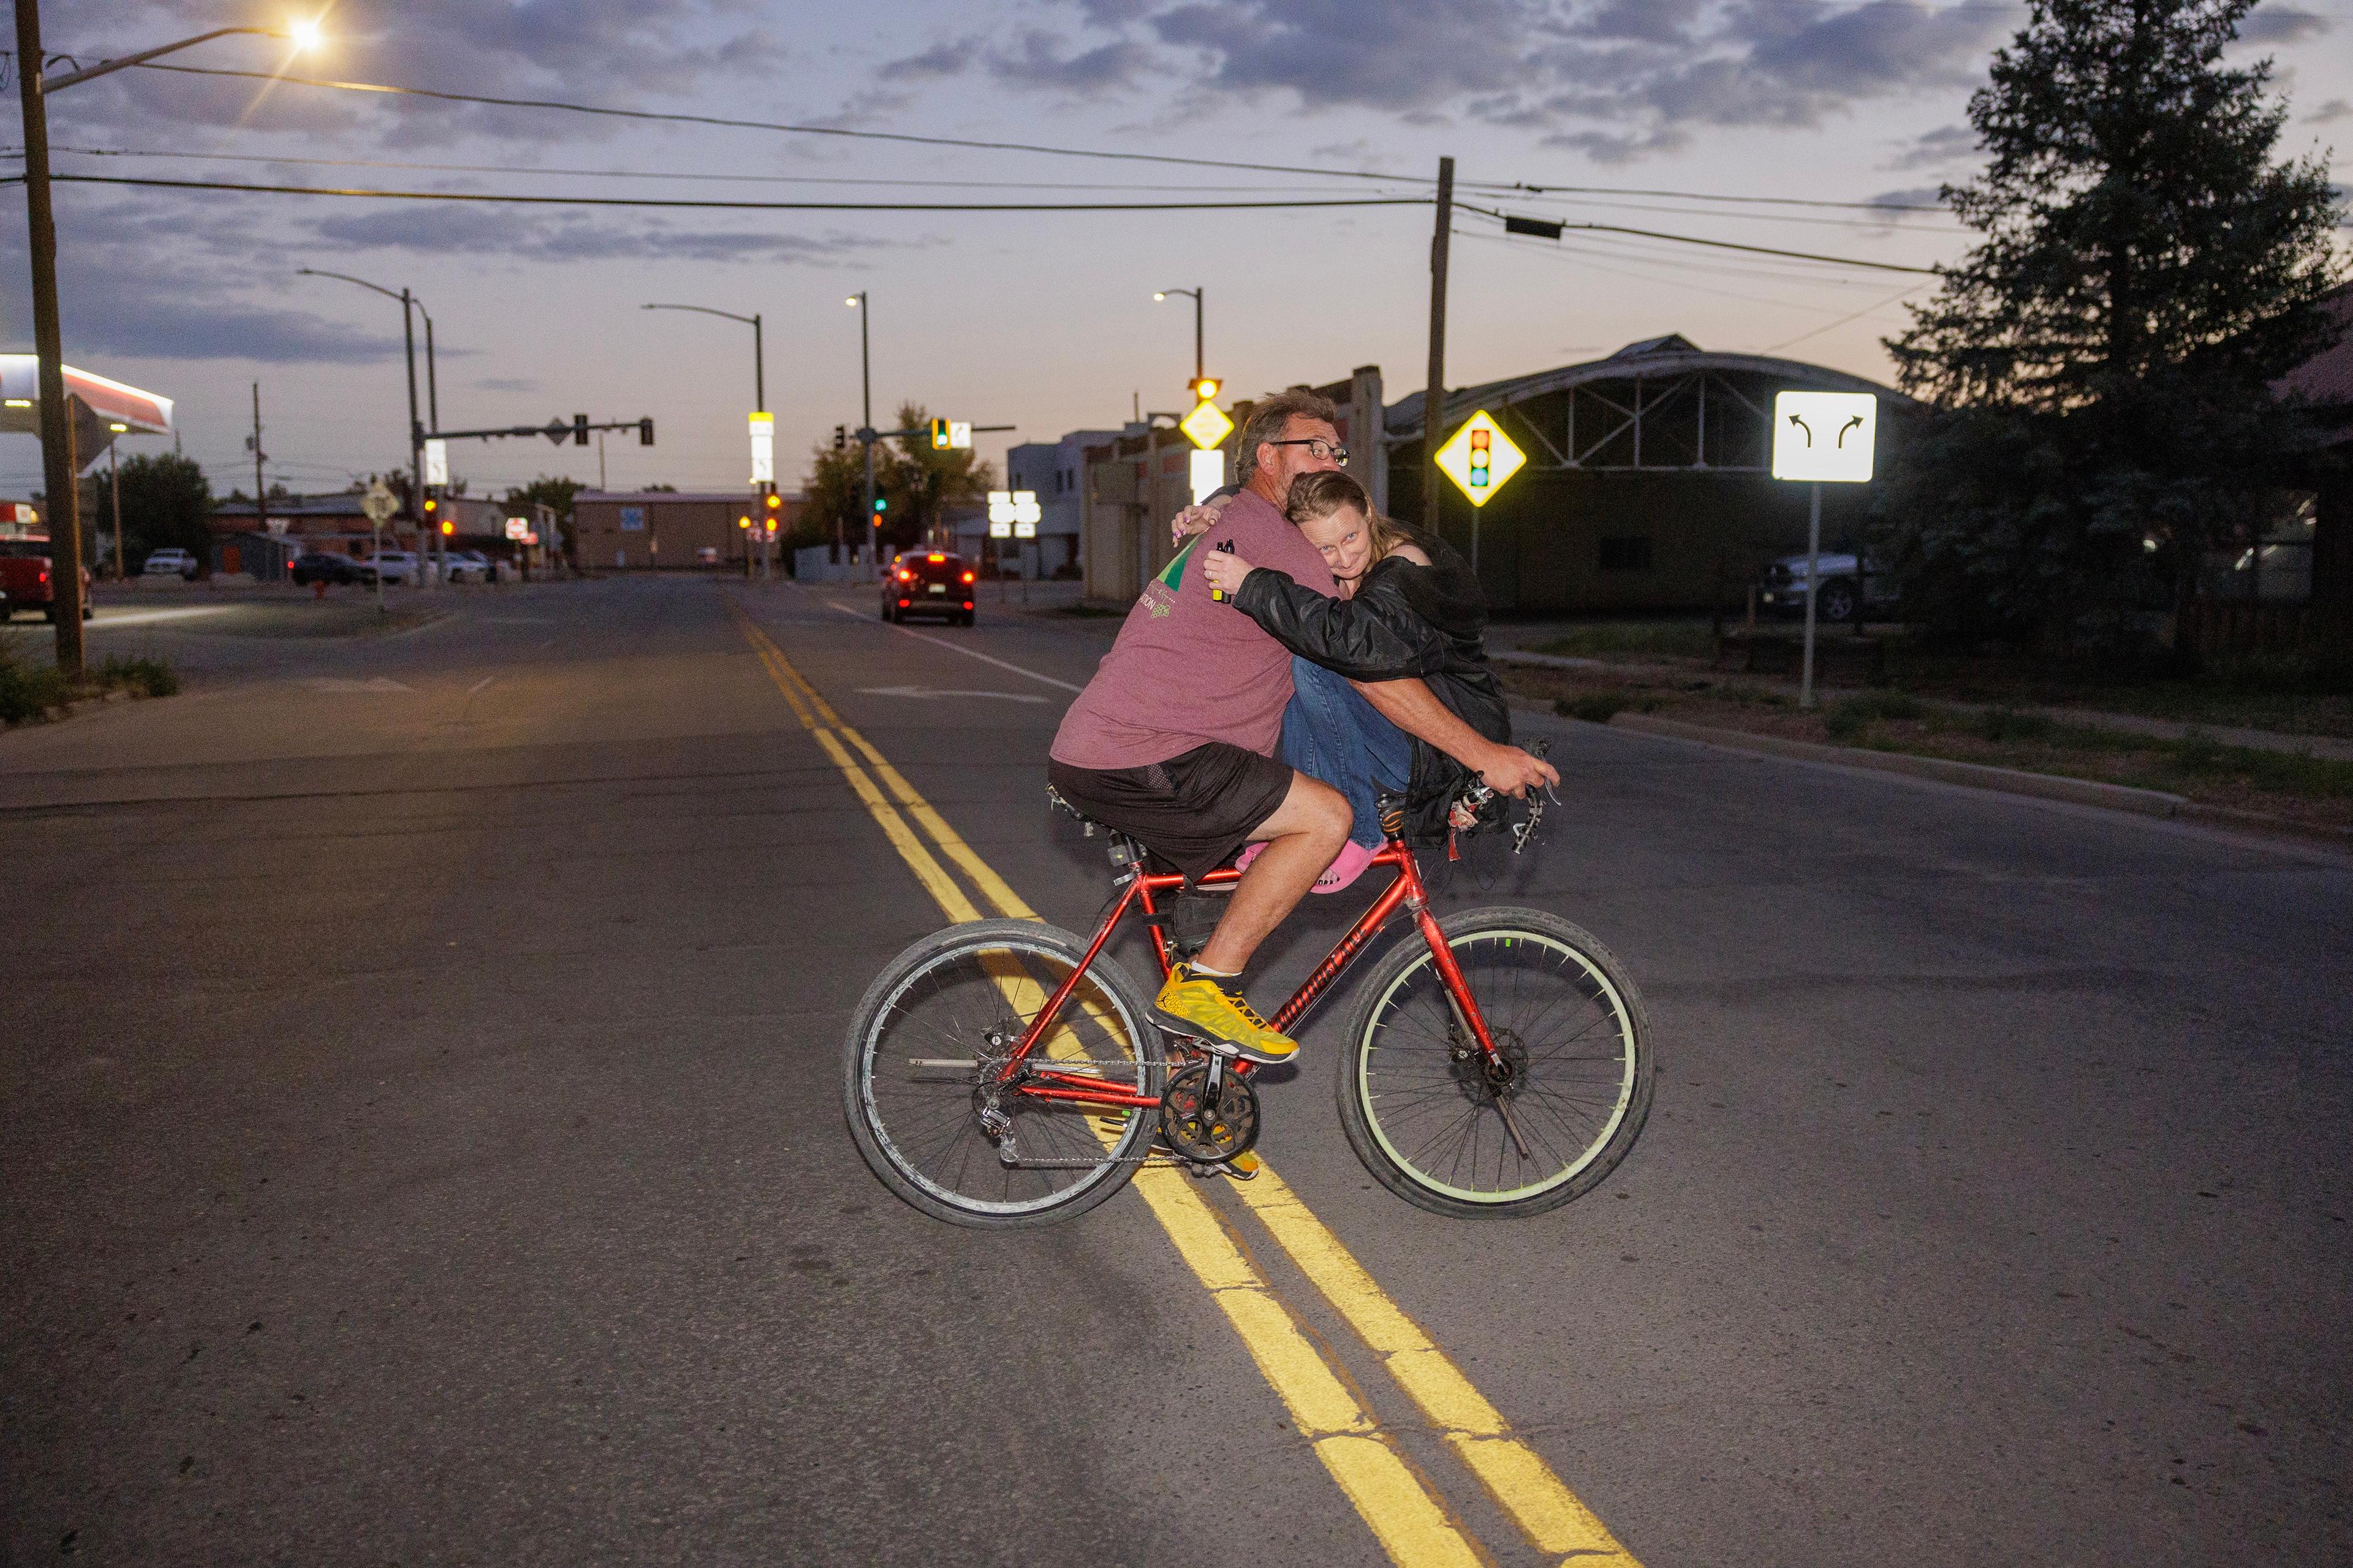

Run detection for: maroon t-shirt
[[1051, 488, 1338, 770]]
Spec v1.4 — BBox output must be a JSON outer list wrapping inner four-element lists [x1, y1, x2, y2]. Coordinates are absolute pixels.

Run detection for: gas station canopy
[[0, 355, 175, 469]]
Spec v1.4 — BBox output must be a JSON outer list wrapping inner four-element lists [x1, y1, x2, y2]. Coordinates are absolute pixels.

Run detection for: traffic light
[[738, 515, 751, 529], [440, 518, 455, 536], [1468, 427, 1491, 489], [572, 413, 589, 446], [873, 496, 887, 514], [930, 417, 950, 450], [1191, 376, 1221, 403], [638, 417, 655, 447], [764, 516, 778, 534], [423, 496, 438, 514], [764, 490, 782, 513], [834, 425, 847, 452]]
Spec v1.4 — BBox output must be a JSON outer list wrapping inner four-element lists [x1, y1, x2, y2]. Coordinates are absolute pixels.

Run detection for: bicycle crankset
[[1158, 1061, 1260, 1164]]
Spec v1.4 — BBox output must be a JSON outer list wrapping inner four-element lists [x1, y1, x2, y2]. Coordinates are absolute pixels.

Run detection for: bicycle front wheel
[[843, 919, 1165, 1229], [1338, 908, 1653, 1218]]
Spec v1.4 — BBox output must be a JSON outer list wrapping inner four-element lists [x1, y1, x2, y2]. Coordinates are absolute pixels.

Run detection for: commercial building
[[1078, 366, 1385, 605], [572, 490, 802, 570], [1384, 335, 1914, 614], [1003, 429, 1124, 579]]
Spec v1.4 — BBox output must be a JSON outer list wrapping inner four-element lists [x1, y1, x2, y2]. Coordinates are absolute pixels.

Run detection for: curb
[[1573, 709, 2352, 849]]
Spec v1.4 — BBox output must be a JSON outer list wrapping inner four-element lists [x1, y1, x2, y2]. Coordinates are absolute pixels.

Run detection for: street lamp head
[[1153, 292, 1167, 302], [845, 295, 862, 308], [286, 17, 324, 51]]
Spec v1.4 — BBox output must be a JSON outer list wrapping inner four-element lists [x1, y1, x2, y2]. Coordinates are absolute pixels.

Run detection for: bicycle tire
[[1336, 907, 1653, 1219], [843, 918, 1165, 1229]]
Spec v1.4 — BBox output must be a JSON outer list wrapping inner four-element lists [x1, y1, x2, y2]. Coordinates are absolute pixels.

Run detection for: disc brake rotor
[[1157, 1062, 1260, 1164]]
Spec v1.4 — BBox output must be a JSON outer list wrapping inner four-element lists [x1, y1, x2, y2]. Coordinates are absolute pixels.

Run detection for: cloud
[[881, 28, 1155, 98], [307, 203, 907, 265], [474, 377, 540, 392], [2238, 7, 2330, 44], [1887, 122, 1981, 172], [2311, 98, 2352, 125], [1014, 1, 2012, 159], [52, 0, 787, 150]]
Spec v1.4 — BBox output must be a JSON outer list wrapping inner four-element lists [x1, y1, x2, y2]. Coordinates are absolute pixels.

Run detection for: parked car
[[290, 551, 363, 586], [1755, 550, 1898, 624], [142, 547, 199, 581], [443, 550, 494, 584], [881, 551, 976, 626], [0, 536, 90, 621], [357, 551, 436, 586]]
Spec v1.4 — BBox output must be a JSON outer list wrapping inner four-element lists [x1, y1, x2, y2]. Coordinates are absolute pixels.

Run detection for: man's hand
[[1475, 743, 1559, 799], [1170, 494, 1229, 547], [1199, 546, 1256, 598]]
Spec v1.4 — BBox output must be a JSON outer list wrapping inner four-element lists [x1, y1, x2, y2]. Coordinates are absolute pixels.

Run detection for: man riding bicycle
[[1047, 390, 1558, 1079]]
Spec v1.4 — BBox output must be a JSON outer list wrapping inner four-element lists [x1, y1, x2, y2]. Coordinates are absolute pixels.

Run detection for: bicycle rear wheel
[[1337, 907, 1653, 1218], [843, 918, 1165, 1229]]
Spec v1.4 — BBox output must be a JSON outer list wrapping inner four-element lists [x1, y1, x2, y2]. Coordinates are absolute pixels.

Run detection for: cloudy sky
[[7, 0, 2347, 505]]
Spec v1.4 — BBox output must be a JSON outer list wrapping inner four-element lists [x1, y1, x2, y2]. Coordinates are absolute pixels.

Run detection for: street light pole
[[847, 292, 875, 580], [640, 303, 766, 413], [13, 10, 318, 676], [296, 268, 424, 588], [1153, 287, 1205, 385]]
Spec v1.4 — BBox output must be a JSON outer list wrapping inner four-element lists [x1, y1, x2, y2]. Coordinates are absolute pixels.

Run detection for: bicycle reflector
[[1468, 428, 1491, 488]]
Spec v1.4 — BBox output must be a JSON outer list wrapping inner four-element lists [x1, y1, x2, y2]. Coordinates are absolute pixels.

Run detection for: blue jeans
[[1281, 656, 1412, 849]]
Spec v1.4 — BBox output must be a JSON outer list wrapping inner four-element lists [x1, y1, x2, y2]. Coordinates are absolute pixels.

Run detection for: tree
[[1880, 0, 2345, 653], [798, 441, 866, 556], [502, 475, 586, 559], [110, 452, 211, 568]]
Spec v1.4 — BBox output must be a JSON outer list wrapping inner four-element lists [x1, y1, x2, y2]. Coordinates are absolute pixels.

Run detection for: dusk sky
[[9, 0, 2348, 506]]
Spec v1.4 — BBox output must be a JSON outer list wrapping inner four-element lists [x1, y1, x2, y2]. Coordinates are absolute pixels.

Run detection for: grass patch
[[1525, 619, 1718, 661], [1822, 690, 1928, 741], [0, 635, 178, 724], [1968, 707, 2053, 744]]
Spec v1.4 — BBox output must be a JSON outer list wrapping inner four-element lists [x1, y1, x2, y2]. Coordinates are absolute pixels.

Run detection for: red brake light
[[961, 571, 975, 584]]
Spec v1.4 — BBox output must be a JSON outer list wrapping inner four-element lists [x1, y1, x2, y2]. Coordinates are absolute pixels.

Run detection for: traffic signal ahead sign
[[1180, 398, 1233, 452], [1434, 410, 1526, 509]]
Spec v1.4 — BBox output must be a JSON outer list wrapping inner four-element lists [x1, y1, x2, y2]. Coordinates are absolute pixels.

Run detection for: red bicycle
[[843, 776, 1654, 1227]]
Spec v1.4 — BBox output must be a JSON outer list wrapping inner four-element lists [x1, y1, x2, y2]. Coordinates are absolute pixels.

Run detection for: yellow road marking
[[1235, 1170, 1640, 1566], [735, 597, 1635, 1567]]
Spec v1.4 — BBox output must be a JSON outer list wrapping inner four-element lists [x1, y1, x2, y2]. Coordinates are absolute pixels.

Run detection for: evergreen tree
[[882, 401, 998, 553], [1881, 0, 2344, 653]]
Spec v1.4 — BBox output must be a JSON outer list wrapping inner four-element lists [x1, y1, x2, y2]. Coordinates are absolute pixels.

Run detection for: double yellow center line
[[732, 599, 1639, 1568]]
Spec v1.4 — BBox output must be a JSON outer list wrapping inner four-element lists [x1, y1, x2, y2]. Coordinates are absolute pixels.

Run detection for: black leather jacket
[[1230, 528, 1509, 846]]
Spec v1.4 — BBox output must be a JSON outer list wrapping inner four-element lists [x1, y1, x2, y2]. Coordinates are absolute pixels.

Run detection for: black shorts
[[1048, 743, 1295, 880]]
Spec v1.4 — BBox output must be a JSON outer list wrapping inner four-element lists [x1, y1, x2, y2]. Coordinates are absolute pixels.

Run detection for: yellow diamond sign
[[1434, 409, 1526, 508], [1179, 397, 1233, 452]]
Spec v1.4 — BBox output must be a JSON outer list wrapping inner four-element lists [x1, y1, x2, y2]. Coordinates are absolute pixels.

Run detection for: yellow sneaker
[[1221, 1149, 1263, 1180], [1153, 964, 1299, 1065]]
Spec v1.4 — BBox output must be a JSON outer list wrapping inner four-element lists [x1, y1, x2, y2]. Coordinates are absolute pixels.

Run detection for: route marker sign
[[1434, 409, 1525, 508], [1179, 398, 1233, 451], [1771, 391, 1877, 483]]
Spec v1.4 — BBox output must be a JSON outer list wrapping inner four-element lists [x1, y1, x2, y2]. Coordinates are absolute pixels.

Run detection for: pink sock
[[1312, 839, 1380, 895], [1231, 841, 1268, 874]]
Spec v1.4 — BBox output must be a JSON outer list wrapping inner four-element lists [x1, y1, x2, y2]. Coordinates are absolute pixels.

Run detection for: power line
[[1456, 202, 1941, 274], [7, 144, 1432, 196], [31, 172, 1428, 213], [131, 62, 1436, 186]]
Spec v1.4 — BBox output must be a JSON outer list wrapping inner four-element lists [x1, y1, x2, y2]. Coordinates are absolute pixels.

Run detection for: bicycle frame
[[999, 836, 1502, 1110]]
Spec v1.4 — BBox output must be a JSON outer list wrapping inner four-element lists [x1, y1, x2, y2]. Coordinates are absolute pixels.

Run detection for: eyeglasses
[[1265, 437, 1349, 464]]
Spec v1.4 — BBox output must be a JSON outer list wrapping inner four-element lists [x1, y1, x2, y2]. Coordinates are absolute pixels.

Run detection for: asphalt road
[[4, 575, 2347, 1566]]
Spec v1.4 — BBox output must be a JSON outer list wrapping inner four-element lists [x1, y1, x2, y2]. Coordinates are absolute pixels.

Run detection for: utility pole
[[425, 314, 444, 588], [1422, 154, 1455, 548], [402, 289, 422, 587], [109, 437, 123, 580], [17, 0, 85, 674], [251, 382, 266, 566], [854, 291, 876, 580]]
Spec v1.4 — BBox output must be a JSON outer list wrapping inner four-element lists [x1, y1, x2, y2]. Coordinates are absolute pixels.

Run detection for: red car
[[881, 551, 976, 626], [0, 535, 91, 622]]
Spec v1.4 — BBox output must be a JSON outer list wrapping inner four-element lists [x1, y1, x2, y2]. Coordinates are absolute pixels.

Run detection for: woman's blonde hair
[[1283, 469, 1409, 563]]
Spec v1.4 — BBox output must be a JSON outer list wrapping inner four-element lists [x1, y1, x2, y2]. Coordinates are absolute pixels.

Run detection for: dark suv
[[290, 551, 363, 586], [881, 551, 976, 626]]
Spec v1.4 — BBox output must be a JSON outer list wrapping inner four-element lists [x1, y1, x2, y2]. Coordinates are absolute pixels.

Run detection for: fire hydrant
[[313, 578, 327, 600]]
